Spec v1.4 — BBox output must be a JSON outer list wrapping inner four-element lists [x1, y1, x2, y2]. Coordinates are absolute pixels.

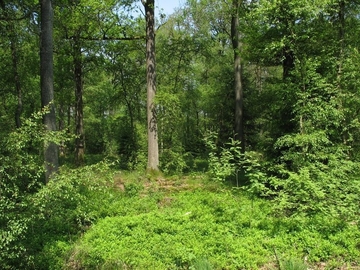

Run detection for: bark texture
[[40, 0, 58, 181], [231, 0, 245, 153], [11, 38, 22, 129], [143, 0, 159, 170]]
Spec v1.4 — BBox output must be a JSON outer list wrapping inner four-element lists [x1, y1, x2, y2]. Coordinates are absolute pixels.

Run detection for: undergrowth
[[42, 173, 359, 270], [3, 159, 359, 269]]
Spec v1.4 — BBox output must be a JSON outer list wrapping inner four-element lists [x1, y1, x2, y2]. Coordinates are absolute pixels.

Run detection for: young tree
[[40, 0, 58, 181], [142, 0, 159, 170], [73, 35, 85, 165]]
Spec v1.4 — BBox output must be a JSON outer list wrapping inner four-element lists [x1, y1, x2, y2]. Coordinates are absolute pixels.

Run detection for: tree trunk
[[143, 0, 159, 171], [337, 0, 345, 86], [73, 37, 85, 166], [1, 3, 23, 128], [282, 46, 295, 80], [11, 38, 22, 129], [9, 29, 23, 128], [40, 0, 58, 181], [231, 0, 245, 153]]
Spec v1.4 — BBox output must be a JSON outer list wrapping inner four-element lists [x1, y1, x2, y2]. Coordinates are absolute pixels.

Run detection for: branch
[[156, 21, 167, 31], [0, 9, 34, 21], [66, 35, 145, 41]]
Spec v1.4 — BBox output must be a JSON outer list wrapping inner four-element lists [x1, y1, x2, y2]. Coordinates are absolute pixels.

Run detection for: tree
[[53, 0, 140, 165], [142, 0, 159, 170], [231, 0, 244, 152], [73, 34, 85, 165], [40, 0, 58, 181], [104, 38, 147, 169]]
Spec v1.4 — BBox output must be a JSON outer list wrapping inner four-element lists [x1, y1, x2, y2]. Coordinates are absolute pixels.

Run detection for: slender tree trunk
[[1, 3, 23, 128], [231, 0, 245, 153], [282, 46, 295, 80], [58, 105, 67, 157], [40, 0, 58, 181], [337, 0, 345, 86], [11, 38, 23, 129], [142, 0, 159, 171], [337, 0, 348, 150], [255, 65, 262, 94], [73, 37, 85, 166]]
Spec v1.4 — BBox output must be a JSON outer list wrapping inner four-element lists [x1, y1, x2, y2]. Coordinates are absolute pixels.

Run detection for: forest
[[1, 0, 360, 269]]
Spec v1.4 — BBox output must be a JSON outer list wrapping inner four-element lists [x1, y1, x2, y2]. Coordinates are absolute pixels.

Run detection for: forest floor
[[58, 172, 360, 270]]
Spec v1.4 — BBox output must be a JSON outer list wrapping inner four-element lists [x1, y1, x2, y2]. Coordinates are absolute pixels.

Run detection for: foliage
[[160, 148, 189, 174], [0, 109, 67, 269], [241, 151, 267, 194], [66, 189, 269, 269], [28, 161, 116, 269], [279, 257, 308, 270], [246, 130, 360, 219], [205, 132, 243, 182], [205, 133, 266, 188], [64, 180, 360, 269], [0, 111, 114, 269]]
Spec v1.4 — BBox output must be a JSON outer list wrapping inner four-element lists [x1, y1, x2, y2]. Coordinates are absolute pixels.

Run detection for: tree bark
[[11, 38, 22, 129], [231, 0, 245, 153], [337, 0, 345, 86], [282, 46, 295, 80], [143, 0, 159, 171], [73, 36, 85, 166], [40, 0, 58, 181], [1, 3, 23, 128]]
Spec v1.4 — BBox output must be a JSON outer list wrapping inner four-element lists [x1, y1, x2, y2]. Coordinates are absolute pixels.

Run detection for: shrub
[[248, 131, 360, 219], [0, 111, 50, 269], [204, 132, 242, 182], [29, 161, 115, 268]]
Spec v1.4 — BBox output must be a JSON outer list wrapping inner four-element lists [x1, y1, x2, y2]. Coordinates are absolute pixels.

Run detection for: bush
[[160, 148, 189, 174], [29, 161, 115, 268], [0, 111, 49, 269], [204, 133, 242, 182], [0, 110, 116, 270], [248, 131, 360, 220]]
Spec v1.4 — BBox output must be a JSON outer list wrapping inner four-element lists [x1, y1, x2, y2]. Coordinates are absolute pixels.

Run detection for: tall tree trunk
[[40, 0, 58, 181], [1, 3, 23, 128], [231, 0, 245, 153], [11, 38, 22, 129], [142, 0, 159, 171], [73, 37, 85, 166], [337, 0, 345, 86], [337, 0, 348, 150]]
